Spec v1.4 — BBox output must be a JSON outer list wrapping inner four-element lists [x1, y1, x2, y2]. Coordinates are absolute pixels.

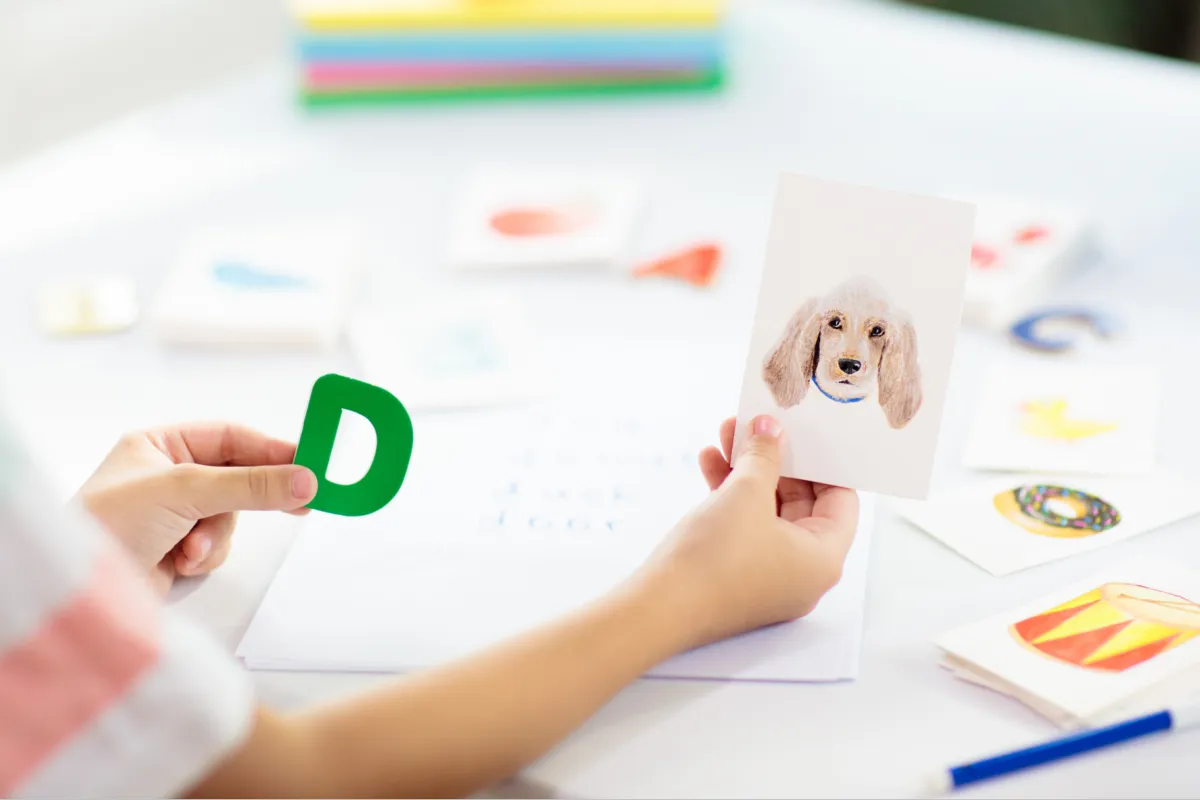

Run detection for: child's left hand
[[75, 423, 317, 594]]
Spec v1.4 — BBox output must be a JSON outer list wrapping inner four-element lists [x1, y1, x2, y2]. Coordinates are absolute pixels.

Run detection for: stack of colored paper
[[291, 0, 727, 107]]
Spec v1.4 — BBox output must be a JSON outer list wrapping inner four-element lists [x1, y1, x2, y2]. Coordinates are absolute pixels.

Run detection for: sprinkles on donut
[[993, 483, 1121, 538]]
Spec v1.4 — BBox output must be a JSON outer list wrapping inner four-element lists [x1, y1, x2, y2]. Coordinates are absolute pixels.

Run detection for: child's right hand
[[636, 415, 858, 651]]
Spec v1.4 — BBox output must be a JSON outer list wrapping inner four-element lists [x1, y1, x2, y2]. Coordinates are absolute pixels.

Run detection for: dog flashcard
[[957, 195, 1090, 328], [348, 291, 553, 411], [937, 560, 1200, 728], [894, 472, 1200, 576], [963, 364, 1158, 475], [446, 168, 642, 272], [733, 173, 975, 499], [152, 222, 364, 348]]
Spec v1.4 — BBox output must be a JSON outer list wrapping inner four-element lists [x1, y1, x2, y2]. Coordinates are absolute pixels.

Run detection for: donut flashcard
[[993, 484, 1121, 538], [893, 473, 1200, 576], [963, 364, 1157, 475], [936, 559, 1200, 728], [950, 195, 1089, 328], [446, 168, 643, 272]]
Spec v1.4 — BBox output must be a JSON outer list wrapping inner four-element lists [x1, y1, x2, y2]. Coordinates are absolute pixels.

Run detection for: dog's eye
[[869, 325, 884, 337], [829, 318, 842, 330]]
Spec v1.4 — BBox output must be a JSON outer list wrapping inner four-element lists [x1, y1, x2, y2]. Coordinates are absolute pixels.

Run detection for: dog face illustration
[[762, 275, 922, 429]]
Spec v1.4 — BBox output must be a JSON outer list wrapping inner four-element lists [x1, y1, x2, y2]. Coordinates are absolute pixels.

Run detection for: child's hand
[[75, 423, 318, 594], [639, 415, 858, 650]]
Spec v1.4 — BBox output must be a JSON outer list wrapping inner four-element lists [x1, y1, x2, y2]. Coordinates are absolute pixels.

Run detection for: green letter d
[[294, 374, 413, 516]]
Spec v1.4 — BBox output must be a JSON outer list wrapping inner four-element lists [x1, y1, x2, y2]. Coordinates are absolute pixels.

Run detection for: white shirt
[[0, 416, 253, 798]]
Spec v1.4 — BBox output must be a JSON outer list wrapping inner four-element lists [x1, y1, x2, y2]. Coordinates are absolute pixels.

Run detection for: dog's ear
[[763, 297, 821, 408], [878, 314, 922, 429]]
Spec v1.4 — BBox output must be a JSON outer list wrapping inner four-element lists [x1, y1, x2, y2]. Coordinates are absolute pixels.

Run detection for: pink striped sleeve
[[0, 418, 253, 798]]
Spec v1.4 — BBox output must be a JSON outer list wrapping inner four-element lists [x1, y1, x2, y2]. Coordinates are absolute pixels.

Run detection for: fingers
[[151, 558, 177, 596], [777, 478, 816, 522], [729, 415, 783, 490], [698, 417, 737, 490], [176, 513, 236, 577], [166, 462, 318, 517], [812, 483, 858, 525], [718, 417, 735, 462], [804, 484, 859, 558], [154, 422, 299, 467], [699, 446, 731, 490]]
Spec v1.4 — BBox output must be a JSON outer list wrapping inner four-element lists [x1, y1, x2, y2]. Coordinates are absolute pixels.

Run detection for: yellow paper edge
[[293, 0, 723, 31]]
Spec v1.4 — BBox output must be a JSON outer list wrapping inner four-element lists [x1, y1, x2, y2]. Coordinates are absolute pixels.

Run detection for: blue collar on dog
[[812, 375, 866, 404]]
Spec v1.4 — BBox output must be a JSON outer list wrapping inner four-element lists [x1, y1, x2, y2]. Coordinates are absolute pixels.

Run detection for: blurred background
[[909, 0, 1200, 60], [3, 0, 1199, 165], [2, 0, 1200, 492]]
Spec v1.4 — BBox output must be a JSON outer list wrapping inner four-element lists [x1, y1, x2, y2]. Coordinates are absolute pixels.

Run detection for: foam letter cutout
[[294, 373, 413, 516]]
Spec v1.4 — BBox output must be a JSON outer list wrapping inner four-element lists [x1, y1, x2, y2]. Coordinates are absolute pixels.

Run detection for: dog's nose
[[838, 358, 862, 375]]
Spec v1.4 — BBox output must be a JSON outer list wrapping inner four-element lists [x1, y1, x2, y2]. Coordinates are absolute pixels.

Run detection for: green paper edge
[[298, 68, 725, 108]]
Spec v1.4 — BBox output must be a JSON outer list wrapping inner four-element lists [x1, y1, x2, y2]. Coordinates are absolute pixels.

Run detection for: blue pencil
[[926, 703, 1200, 793]]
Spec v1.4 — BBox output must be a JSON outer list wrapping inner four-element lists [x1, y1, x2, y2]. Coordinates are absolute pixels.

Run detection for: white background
[[735, 173, 975, 499]]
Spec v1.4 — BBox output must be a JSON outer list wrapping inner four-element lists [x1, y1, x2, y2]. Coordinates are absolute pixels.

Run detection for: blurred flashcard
[[37, 275, 138, 336], [152, 221, 364, 348], [632, 242, 723, 287], [447, 168, 643, 271], [955, 196, 1090, 328], [349, 291, 553, 411], [963, 364, 1157, 475]]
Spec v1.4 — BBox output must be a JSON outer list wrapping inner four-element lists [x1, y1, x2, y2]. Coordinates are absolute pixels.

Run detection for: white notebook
[[237, 404, 874, 683]]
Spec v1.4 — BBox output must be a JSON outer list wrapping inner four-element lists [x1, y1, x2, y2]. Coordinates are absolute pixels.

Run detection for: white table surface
[[4, 1, 1200, 797]]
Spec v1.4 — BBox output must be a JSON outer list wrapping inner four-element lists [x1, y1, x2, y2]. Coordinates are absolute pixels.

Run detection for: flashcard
[[37, 275, 137, 336], [894, 472, 1200, 576], [1009, 306, 1120, 353], [958, 196, 1089, 327], [348, 292, 553, 411], [152, 222, 363, 348], [732, 173, 975, 499], [446, 168, 642, 271], [963, 364, 1157, 475], [937, 560, 1200, 728]]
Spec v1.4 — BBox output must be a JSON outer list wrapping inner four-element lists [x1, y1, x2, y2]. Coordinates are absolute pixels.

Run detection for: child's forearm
[[190, 569, 698, 798]]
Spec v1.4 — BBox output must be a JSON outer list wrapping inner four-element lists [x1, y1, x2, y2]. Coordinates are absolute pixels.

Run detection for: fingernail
[[753, 415, 782, 438], [193, 536, 211, 563], [292, 468, 317, 500]]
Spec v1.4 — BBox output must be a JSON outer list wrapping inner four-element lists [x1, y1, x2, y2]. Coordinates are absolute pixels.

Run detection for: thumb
[[169, 463, 318, 517], [732, 415, 783, 488]]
